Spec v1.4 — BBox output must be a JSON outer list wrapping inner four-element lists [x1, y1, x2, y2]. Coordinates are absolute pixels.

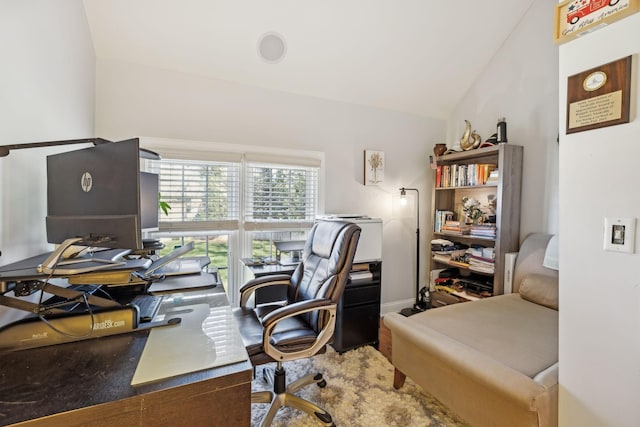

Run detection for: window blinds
[[244, 163, 318, 231], [153, 159, 241, 232]]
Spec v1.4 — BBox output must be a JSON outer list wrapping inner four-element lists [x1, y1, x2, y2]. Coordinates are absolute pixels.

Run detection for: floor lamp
[[399, 187, 425, 317]]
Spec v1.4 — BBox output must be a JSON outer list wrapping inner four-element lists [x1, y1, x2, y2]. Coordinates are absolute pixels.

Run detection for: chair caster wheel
[[318, 379, 327, 388]]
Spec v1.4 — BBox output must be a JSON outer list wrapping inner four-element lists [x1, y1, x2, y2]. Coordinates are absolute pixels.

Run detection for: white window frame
[[141, 137, 324, 305]]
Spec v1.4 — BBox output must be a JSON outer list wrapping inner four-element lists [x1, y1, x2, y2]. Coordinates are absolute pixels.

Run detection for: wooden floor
[[378, 316, 392, 362]]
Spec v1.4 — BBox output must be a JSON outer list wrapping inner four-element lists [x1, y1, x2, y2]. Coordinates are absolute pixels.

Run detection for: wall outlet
[[603, 217, 636, 254]]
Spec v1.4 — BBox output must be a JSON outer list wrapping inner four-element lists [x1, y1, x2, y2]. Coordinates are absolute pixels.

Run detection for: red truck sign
[[566, 0, 620, 24]]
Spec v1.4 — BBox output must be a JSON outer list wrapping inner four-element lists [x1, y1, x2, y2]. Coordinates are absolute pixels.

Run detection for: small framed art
[[364, 150, 384, 185], [553, 0, 640, 44]]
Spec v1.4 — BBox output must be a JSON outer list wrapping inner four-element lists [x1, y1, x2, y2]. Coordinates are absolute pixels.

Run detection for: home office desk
[[0, 285, 252, 427]]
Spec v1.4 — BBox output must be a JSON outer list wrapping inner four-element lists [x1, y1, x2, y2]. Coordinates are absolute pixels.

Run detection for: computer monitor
[[41, 139, 158, 274]]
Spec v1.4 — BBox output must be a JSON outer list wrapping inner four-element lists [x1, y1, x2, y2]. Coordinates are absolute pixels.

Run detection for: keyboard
[[131, 294, 164, 322]]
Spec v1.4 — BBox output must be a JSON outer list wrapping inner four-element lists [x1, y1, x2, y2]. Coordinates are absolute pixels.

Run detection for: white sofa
[[384, 233, 558, 427]]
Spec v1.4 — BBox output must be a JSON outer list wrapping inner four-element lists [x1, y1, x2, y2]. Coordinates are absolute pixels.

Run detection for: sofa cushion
[[519, 274, 559, 310], [411, 294, 558, 378]]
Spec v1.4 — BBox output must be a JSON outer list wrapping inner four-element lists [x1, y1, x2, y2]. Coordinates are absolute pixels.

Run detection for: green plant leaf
[[158, 192, 171, 216]]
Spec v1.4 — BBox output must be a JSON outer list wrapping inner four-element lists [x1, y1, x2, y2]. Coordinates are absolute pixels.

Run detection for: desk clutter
[[431, 266, 493, 299], [431, 239, 496, 275], [0, 240, 219, 352]]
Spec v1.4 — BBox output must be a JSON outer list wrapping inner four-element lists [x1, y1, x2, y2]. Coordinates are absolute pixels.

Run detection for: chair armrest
[[261, 298, 333, 327], [239, 274, 292, 308], [261, 298, 337, 362]]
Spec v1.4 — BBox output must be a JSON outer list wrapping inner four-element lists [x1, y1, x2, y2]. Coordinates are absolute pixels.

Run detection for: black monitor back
[[46, 139, 143, 250]]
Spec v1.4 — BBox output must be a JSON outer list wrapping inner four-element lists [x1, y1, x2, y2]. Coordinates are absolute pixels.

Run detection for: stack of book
[[469, 224, 497, 238], [350, 263, 373, 283], [468, 254, 495, 274], [434, 210, 455, 232], [440, 220, 470, 235]]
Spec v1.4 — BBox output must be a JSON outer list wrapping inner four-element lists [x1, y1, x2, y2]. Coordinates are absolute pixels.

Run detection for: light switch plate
[[603, 217, 636, 253]]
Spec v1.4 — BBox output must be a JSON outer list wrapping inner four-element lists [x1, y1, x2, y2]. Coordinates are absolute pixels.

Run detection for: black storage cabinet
[[332, 261, 382, 353]]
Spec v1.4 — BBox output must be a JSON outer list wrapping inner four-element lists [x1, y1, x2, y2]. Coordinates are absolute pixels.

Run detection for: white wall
[[0, 0, 95, 324], [0, 0, 95, 263], [94, 59, 445, 309], [447, 0, 560, 239], [558, 12, 640, 427]]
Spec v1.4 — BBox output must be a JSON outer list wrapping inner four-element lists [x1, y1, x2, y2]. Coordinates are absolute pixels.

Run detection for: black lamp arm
[[0, 138, 112, 157], [0, 137, 161, 160]]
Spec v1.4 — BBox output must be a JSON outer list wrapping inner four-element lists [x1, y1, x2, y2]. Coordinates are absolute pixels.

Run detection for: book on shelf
[[441, 226, 470, 234], [469, 224, 497, 238], [435, 165, 442, 188], [440, 220, 470, 235], [467, 245, 495, 273], [435, 163, 497, 188], [434, 210, 454, 233], [485, 169, 499, 185]]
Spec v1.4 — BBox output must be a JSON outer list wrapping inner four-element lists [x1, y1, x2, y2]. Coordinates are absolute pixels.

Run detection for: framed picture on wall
[[364, 150, 384, 186], [553, 0, 640, 44], [566, 56, 632, 134]]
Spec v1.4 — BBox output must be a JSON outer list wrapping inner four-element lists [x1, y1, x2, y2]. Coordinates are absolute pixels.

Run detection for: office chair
[[233, 221, 361, 427]]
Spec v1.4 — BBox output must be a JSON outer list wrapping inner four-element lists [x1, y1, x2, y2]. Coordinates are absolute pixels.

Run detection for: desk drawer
[[343, 283, 380, 307]]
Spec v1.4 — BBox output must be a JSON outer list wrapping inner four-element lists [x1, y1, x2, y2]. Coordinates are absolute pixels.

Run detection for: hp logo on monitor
[[81, 172, 93, 192]]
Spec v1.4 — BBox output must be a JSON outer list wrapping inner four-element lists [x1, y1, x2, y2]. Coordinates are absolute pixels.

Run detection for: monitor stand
[[0, 280, 181, 352], [38, 237, 127, 275]]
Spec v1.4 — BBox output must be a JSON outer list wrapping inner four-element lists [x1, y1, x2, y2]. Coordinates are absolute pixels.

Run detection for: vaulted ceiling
[[83, 0, 537, 120]]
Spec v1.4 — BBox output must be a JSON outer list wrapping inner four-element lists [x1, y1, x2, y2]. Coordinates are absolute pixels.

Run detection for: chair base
[[253, 366, 334, 427]]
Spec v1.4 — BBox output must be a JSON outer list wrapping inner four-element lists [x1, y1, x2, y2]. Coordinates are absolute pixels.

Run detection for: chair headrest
[[309, 221, 351, 258]]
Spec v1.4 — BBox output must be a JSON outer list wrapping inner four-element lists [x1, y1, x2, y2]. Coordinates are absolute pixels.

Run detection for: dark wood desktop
[[0, 285, 252, 427]]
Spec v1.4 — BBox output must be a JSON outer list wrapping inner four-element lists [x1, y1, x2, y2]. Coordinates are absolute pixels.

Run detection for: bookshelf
[[429, 144, 522, 296]]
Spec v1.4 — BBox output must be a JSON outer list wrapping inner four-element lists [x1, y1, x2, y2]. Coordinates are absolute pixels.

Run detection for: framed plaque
[[566, 56, 632, 134], [554, 0, 640, 44]]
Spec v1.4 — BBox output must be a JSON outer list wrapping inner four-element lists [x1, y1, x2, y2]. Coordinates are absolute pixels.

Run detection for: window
[[149, 159, 240, 292], [146, 148, 322, 305], [245, 162, 318, 228], [155, 159, 240, 232]]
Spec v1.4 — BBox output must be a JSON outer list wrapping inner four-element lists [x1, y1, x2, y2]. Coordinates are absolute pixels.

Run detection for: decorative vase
[[433, 143, 447, 156]]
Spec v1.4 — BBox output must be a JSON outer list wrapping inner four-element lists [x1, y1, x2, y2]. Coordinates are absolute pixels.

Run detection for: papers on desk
[[131, 292, 248, 386], [349, 270, 373, 283]]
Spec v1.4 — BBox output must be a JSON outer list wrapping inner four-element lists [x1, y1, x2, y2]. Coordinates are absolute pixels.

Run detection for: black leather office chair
[[233, 221, 361, 427]]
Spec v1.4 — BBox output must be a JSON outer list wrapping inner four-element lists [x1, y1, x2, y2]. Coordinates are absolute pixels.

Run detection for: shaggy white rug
[[251, 345, 469, 427]]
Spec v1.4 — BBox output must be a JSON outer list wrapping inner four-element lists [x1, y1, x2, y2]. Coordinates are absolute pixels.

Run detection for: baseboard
[[381, 299, 415, 316]]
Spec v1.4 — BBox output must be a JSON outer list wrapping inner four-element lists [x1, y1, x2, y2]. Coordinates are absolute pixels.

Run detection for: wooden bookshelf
[[429, 144, 522, 296]]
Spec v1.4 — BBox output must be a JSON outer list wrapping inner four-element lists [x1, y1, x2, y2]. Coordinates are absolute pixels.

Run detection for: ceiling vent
[[257, 32, 287, 64]]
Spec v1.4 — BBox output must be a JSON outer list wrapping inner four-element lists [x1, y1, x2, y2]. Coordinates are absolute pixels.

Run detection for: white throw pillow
[[542, 235, 559, 271]]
